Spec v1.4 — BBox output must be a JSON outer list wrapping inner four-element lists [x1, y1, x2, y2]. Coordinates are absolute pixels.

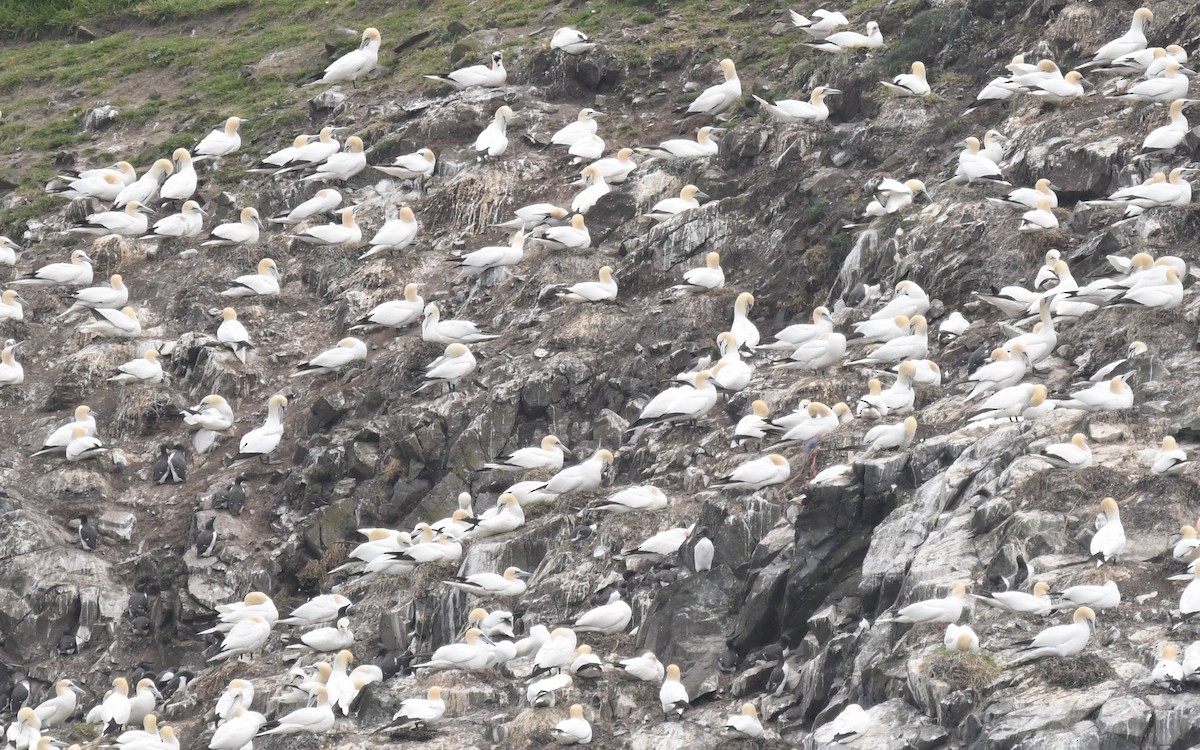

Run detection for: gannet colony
[[1, 1, 1200, 747]]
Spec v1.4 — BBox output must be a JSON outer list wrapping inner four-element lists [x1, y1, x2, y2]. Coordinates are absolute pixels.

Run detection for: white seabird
[[880, 61, 930, 96], [687, 58, 742, 116], [551, 27, 594, 55], [1091, 497, 1126, 565], [33, 405, 97, 456], [659, 664, 690, 718], [250, 134, 310, 173], [973, 581, 1052, 615], [1153, 436, 1190, 475], [989, 178, 1059, 210], [711, 454, 790, 490], [201, 207, 262, 247], [535, 213, 591, 250], [526, 673, 573, 707], [425, 50, 506, 89], [1112, 60, 1188, 103], [596, 485, 669, 513], [108, 349, 163, 385], [1019, 198, 1058, 231], [352, 284, 425, 332], [287, 617, 354, 653], [1088, 7, 1153, 65], [1058, 375, 1134, 411], [389, 686, 445, 729], [210, 705, 267, 749], [208, 614, 271, 661], [78, 306, 140, 339], [33, 679, 84, 728], [290, 206, 361, 246], [66, 201, 150, 238], [422, 303, 498, 344], [255, 685, 334, 736], [494, 203, 569, 230], [0, 342, 23, 387], [159, 148, 197, 204], [462, 493, 524, 538], [374, 148, 436, 180], [753, 86, 839, 123], [114, 158, 172, 208], [636, 126, 721, 159], [301, 136, 366, 182], [733, 401, 773, 447], [1028, 70, 1086, 102], [181, 394, 235, 454], [475, 105, 513, 159], [645, 184, 708, 222], [267, 188, 342, 225], [955, 137, 1009, 185], [443, 566, 530, 598], [1036, 433, 1092, 468], [234, 394, 288, 462], [881, 581, 967, 624], [146, 199, 206, 239], [1054, 580, 1121, 610], [552, 108, 604, 147], [558, 265, 617, 303], [1013, 607, 1096, 662], [220, 258, 280, 298], [415, 343, 477, 394], [362, 206, 419, 259], [536, 448, 614, 497], [304, 27, 381, 87], [820, 704, 869, 743], [617, 652, 665, 682], [414, 628, 494, 671], [551, 704, 592, 744], [216, 307, 252, 364], [291, 337, 367, 378], [279, 595, 352, 626], [757, 306, 835, 351], [789, 8, 849, 39], [571, 165, 611, 214], [484, 435, 571, 472], [194, 117, 246, 159], [454, 231, 524, 274], [1138, 99, 1199, 157], [805, 21, 883, 52]]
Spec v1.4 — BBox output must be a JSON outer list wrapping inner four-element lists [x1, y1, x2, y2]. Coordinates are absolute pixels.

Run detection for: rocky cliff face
[[2, 0, 1200, 747]]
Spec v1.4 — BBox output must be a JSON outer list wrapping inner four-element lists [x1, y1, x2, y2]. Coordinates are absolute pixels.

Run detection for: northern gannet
[[1091, 497, 1126, 564], [0, 341, 23, 386], [304, 27, 381, 87], [635, 126, 722, 159], [362, 206, 419, 258], [880, 60, 930, 96], [220, 258, 279, 297], [352, 283, 424, 331], [579, 147, 638, 184], [443, 566, 530, 597], [194, 117, 246, 159], [881, 581, 966, 623], [659, 664, 690, 718], [988, 178, 1059, 210], [201, 207, 262, 247], [421, 303, 498, 344], [595, 485, 669, 513], [571, 165, 611, 214], [67, 202, 150, 237], [974, 581, 1052, 615], [805, 21, 883, 52], [146, 199, 205, 238], [1013, 607, 1095, 662], [617, 652, 665, 682], [483, 435, 571, 472], [1087, 7, 1152, 66], [789, 8, 849, 39], [558, 265, 617, 302], [108, 349, 163, 385], [388, 686, 445, 730], [234, 394, 287, 463], [159, 148, 196, 204], [753, 86, 839, 123], [289, 206, 361, 246], [536, 449, 614, 496], [552, 108, 604, 147], [686, 58, 742, 116], [216, 307, 251, 364], [255, 685, 334, 736], [78, 306, 140, 338], [286, 618, 354, 653], [182, 394, 235, 454], [114, 158, 172, 208], [425, 50, 506, 89], [644, 184, 708, 222], [267, 188, 341, 225], [551, 704, 592, 744], [1153, 436, 1189, 475], [712, 454, 790, 490], [1111, 59, 1188, 102], [291, 337, 368, 378], [475, 105, 513, 159], [373, 148, 436, 180], [416, 343, 477, 393], [534, 213, 591, 250], [551, 27, 594, 55], [671, 251, 724, 293]]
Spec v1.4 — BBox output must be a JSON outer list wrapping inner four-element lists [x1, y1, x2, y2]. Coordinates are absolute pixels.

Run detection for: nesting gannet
[[526, 673, 573, 707], [570, 165, 611, 214], [305, 27, 381, 86], [78, 306, 140, 339], [125, 678, 161, 725], [291, 337, 368, 378], [790, 8, 849, 39], [495, 204, 570, 231], [879, 581, 967, 624], [50, 170, 126, 201], [1109, 267, 1183, 309], [974, 581, 1052, 615], [1051, 580, 1121, 611], [552, 108, 604, 147], [551, 26, 594, 54], [659, 665, 690, 718], [62, 273, 128, 316], [595, 485, 669, 514], [944, 623, 981, 652], [6, 707, 40, 749], [114, 158, 172, 208], [871, 279, 931, 320], [771, 332, 846, 372], [559, 265, 618, 303], [880, 61, 930, 96], [535, 213, 591, 250], [532, 627, 578, 676], [0, 342, 23, 386], [989, 178, 1059, 211], [34, 405, 98, 457], [805, 21, 883, 52], [612, 652, 663, 683], [1150, 645, 1184, 690], [33, 679, 84, 728], [1014, 607, 1096, 662], [302, 135, 366, 182], [1087, 7, 1153, 65], [628, 371, 718, 433], [286, 617, 354, 653], [970, 383, 1050, 422], [536, 448, 614, 496], [687, 58, 742, 116], [414, 628, 494, 671], [290, 206, 362, 246], [194, 117, 246, 159], [1059, 375, 1134, 411], [0, 290, 22, 322], [475, 105, 513, 159], [645, 184, 708, 222], [849, 314, 911, 346], [623, 526, 692, 560], [181, 394, 234, 454], [484, 435, 572, 472], [274, 126, 341, 172], [352, 284, 424, 332], [775, 402, 843, 446], [443, 566, 530, 598], [388, 686, 445, 730], [426, 50, 506, 89], [1112, 60, 1188, 102], [856, 416, 918, 459], [67, 201, 151, 237], [1173, 526, 1200, 561], [955, 137, 1009, 185], [980, 129, 1007, 165], [0, 236, 18, 267], [422, 303, 498, 344], [414, 343, 477, 394], [235, 394, 287, 462], [858, 178, 930, 219], [719, 703, 764, 739], [1036, 433, 1092, 468], [757, 306, 835, 350], [753, 86, 839, 123], [256, 685, 334, 736], [210, 705, 267, 749], [818, 703, 869, 743], [208, 613, 271, 661], [250, 134, 310, 172], [1153, 436, 1190, 475], [279, 594, 351, 626], [550, 704, 592, 745], [108, 349, 163, 385], [712, 454, 790, 490], [159, 148, 196, 204], [463, 493, 525, 539], [202, 207, 262, 247], [373, 149, 436, 187], [214, 307, 251, 364], [636, 126, 722, 159], [848, 315, 928, 365], [85, 678, 131, 728], [579, 147, 638, 184], [360, 206, 419, 259], [267, 188, 342, 225], [1091, 497, 1126, 565], [220, 258, 280, 298], [1018, 197, 1059, 232], [1028, 70, 1087, 102], [731, 401, 773, 447], [1138, 99, 1199, 157], [144, 199, 205, 239]]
